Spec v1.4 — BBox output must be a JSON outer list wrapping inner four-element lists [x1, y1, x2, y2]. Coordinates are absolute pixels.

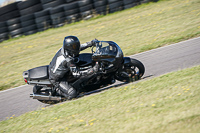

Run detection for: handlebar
[[91, 40, 101, 54]]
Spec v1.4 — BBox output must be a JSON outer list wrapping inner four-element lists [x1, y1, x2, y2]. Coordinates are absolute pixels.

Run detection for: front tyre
[[115, 58, 145, 82]]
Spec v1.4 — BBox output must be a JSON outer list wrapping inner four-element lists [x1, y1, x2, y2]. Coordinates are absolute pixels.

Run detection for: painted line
[[0, 84, 28, 94]]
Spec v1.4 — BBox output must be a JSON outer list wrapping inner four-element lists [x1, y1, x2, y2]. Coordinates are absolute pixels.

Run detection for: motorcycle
[[23, 41, 145, 104]]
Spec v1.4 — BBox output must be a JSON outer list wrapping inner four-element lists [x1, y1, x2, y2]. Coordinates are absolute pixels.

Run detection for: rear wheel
[[115, 58, 145, 82], [33, 85, 62, 104], [38, 100, 61, 104], [33, 85, 43, 94]]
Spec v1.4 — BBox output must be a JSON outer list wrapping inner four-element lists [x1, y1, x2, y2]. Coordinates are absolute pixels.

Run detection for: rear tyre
[[33, 85, 62, 104], [115, 58, 145, 82], [38, 100, 61, 104], [33, 85, 43, 94]]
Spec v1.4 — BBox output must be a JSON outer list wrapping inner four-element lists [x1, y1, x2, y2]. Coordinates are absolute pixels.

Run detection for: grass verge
[[0, 0, 200, 90], [0, 65, 199, 133]]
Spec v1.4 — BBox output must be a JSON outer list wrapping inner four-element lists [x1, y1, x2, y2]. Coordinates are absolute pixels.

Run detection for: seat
[[28, 65, 49, 80]]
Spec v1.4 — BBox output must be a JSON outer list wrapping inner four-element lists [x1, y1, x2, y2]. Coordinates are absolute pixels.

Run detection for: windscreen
[[94, 41, 118, 57]]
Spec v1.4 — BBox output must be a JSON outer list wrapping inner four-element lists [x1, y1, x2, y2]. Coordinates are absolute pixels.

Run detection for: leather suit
[[49, 42, 96, 99]]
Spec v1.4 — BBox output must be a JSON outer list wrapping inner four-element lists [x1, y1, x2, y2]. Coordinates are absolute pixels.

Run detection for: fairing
[[92, 41, 123, 66]]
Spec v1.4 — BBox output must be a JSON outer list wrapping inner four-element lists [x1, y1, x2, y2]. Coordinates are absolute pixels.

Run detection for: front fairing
[[92, 41, 123, 62], [92, 41, 124, 72]]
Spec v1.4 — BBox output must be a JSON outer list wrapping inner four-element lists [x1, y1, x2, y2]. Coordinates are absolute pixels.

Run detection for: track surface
[[0, 37, 200, 121]]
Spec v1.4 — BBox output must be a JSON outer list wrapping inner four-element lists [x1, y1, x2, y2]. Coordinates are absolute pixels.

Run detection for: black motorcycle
[[23, 41, 145, 104]]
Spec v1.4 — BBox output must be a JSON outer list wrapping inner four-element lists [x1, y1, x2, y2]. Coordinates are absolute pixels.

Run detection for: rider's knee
[[59, 82, 78, 99]]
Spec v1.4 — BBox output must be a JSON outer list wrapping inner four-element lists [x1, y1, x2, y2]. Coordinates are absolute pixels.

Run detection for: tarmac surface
[[0, 37, 200, 121]]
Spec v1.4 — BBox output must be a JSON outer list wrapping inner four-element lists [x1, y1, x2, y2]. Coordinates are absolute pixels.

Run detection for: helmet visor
[[72, 43, 80, 51], [67, 50, 79, 57]]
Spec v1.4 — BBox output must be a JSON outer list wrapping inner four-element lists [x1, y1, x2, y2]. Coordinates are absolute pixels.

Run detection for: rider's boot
[[59, 81, 78, 100]]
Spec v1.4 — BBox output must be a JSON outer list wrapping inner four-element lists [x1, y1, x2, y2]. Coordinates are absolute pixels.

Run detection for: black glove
[[87, 39, 98, 47]]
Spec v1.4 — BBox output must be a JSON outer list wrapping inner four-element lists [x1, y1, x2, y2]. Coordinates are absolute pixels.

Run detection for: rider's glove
[[87, 39, 98, 47]]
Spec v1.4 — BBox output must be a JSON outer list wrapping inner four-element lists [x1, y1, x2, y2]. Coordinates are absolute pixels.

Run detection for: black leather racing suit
[[49, 43, 95, 98]]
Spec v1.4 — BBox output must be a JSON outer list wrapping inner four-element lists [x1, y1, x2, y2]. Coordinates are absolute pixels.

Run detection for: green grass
[[0, 65, 199, 133], [0, 0, 200, 90]]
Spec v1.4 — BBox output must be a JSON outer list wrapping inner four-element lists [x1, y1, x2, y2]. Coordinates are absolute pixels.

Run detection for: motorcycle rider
[[49, 36, 99, 99]]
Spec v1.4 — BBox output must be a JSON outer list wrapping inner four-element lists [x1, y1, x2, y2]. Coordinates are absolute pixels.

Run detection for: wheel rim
[[117, 65, 140, 82], [124, 66, 140, 79], [115, 58, 145, 82]]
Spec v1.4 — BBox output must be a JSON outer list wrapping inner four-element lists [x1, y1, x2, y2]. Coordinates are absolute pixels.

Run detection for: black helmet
[[63, 36, 80, 57]]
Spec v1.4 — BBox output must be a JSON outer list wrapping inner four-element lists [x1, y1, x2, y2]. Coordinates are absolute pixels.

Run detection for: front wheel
[[115, 58, 145, 82]]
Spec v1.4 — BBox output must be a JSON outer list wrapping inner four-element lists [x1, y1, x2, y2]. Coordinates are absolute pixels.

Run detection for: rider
[[49, 36, 99, 99]]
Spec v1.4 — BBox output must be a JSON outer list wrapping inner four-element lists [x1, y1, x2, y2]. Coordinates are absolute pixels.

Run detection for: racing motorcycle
[[23, 41, 145, 104]]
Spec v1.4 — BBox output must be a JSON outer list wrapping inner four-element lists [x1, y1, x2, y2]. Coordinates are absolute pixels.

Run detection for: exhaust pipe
[[30, 93, 62, 101]]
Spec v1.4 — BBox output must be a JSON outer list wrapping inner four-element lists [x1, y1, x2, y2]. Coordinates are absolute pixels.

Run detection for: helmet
[[63, 36, 80, 57]]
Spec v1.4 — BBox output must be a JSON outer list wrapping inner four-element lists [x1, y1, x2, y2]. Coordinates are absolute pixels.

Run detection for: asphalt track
[[0, 37, 200, 121]]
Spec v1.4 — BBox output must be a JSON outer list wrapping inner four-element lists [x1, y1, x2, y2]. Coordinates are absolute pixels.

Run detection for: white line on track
[[0, 84, 28, 94]]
